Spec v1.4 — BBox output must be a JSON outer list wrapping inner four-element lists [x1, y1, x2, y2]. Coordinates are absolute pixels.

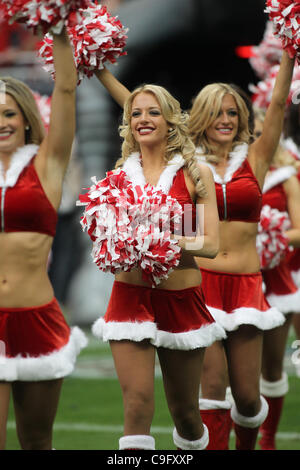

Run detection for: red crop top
[[168, 168, 197, 236], [215, 158, 262, 222], [0, 149, 57, 236], [261, 166, 296, 213]]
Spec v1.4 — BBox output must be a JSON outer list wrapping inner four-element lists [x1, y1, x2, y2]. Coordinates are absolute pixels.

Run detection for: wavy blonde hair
[[0, 76, 45, 145], [115, 84, 207, 198], [189, 83, 250, 163]]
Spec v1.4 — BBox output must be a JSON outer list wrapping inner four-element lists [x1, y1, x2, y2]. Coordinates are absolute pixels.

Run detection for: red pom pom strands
[[0, 0, 90, 34], [77, 171, 182, 287], [256, 205, 293, 269], [265, 0, 300, 63], [38, 2, 128, 83]]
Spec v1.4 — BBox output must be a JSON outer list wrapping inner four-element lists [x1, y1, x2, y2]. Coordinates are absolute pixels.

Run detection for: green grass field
[[6, 328, 300, 451]]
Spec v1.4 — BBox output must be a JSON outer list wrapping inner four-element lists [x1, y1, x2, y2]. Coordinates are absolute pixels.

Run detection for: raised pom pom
[[256, 204, 293, 269], [249, 63, 300, 110], [265, 0, 300, 63], [77, 170, 182, 286], [0, 0, 90, 34], [38, 2, 128, 83]]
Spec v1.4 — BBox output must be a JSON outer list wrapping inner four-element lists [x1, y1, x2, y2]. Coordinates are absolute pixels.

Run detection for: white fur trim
[[122, 152, 185, 192], [199, 398, 232, 410], [207, 305, 285, 332], [195, 143, 249, 184], [173, 425, 209, 450], [92, 318, 226, 350], [119, 435, 155, 450], [262, 166, 297, 193], [260, 372, 289, 397], [0, 327, 88, 381], [231, 396, 269, 429], [92, 318, 157, 343], [0, 145, 39, 187], [283, 137, 300, 160], [152, 323, 226, 350], [266, 288, 300, 314]]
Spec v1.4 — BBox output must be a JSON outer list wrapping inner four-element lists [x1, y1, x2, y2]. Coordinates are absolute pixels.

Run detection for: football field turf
[[6, 328, 300, 451]]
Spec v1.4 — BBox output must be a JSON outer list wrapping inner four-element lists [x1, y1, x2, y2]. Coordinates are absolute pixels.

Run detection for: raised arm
[[95, 67, 130, 108], [249, 51, 295, 183], [38, 26, 77, 176]]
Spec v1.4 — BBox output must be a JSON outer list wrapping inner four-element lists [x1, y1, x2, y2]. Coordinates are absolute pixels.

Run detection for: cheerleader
[[188, 50, 295, 450], [0, 27, 87, 450], [255, 130, 300, 449], [83, 70, 226, 450]]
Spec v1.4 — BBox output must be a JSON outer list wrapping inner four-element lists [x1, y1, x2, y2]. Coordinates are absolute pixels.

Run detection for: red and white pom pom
[[249, 21, 283, 78], [38, 3, 128, 83], [249, 63, 300, 109], [0, 0, 89, 34], [77, 171, 182, 286], [256, 204, 293, 269], [77, 170, 138, 274], [130, 184, 182, 286], [265, 0, 300, 63], [33, 91, 51, 131]]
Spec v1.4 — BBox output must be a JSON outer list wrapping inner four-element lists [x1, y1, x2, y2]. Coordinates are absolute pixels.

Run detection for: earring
[[25, 125, 30, 130], [168, 128, 174, 132]]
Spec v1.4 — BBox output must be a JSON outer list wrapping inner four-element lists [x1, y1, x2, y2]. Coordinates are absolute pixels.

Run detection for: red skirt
[[286, 248, 300, 288], [200, 268, 285, 332], [262, 258, 300, 314], [92, 281, 226, 350], [0, 298, 87, 381]]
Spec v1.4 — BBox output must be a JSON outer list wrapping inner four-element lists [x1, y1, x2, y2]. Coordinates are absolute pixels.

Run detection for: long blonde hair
[[116, 84, 207, 197], [0, 76, 45, 145], [189, 83, 250, 163]]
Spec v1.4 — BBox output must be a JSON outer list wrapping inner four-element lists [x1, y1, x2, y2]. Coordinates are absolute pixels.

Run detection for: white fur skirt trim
[[207, 305, 285, 332], [266, 288, 300, 314], [0, 327, 88, 382], [92, 318, 226, 350]]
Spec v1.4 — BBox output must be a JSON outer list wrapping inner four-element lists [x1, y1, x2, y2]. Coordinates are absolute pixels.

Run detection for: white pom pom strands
[[256, 205, 293, 270], [265, 0, 300, 64], [38, 2, 128, 83], [0, 0, 90, 35], [77, 170, 182, 287]]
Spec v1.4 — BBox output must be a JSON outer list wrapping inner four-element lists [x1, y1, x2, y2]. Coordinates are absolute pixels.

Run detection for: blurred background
[[0, 0, 267, 324]]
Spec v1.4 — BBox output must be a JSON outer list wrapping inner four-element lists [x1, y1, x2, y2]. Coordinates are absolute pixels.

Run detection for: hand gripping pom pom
[[38, 2, 128, 83], [77, 171, 182, 286], [0, 0, 90, 34], [265, 0, 300, 64], [256, 205, 293, 269]]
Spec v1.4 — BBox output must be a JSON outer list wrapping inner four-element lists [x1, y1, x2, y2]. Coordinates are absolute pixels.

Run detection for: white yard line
[[6, 421, 300, 440]]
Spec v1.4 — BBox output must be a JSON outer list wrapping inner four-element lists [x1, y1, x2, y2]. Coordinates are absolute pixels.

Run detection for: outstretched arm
[[95, 67, 130, 108], [38, 26, 77, 176], [249, 51, 295, 185]]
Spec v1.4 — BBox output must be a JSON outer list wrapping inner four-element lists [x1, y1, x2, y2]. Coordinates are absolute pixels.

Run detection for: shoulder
[[196, 162, 215, 181], [283, 174, 300, 195]]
